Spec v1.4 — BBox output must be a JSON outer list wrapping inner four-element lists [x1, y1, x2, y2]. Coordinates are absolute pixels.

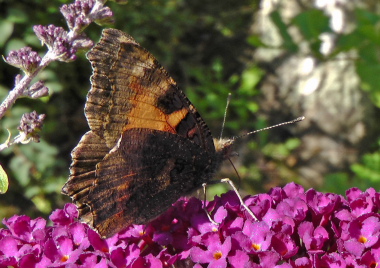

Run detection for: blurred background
[[0, 0, 379, 223]]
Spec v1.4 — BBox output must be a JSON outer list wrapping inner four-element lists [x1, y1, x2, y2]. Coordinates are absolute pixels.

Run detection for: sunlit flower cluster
[[1, 183, 380, 267], [5, 47, 42, 74], [17, 111, 46, 143]]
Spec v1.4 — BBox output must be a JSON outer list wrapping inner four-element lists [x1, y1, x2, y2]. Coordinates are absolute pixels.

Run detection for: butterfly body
[[62, 29, 232, 238]]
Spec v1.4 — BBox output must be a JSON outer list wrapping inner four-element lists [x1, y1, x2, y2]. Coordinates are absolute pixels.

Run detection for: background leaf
[[0, 165, 9, 194]]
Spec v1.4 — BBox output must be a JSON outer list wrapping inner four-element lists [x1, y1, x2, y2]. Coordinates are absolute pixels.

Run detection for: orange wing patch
[[123, 96, 189, 134]]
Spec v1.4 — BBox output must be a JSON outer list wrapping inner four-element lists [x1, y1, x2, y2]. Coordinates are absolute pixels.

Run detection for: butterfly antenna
[[232, 116, 305, 141], [219, 93, 232, 140], [227, 157, 242, 190]]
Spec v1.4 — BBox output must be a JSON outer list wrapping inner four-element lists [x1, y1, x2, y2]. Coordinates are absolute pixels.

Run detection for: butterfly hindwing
[[79, 129, 215, 237]]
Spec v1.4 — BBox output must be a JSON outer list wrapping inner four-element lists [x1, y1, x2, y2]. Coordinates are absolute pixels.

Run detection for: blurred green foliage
[[324, 143, 380, 195], [289, 7, 380, 107], [351, 149, 380, 189], [269, 5, 380, 193], [0, 0, 379, 221]]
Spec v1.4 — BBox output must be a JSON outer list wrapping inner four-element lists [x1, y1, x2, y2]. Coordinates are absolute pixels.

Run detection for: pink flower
[[2, 184, 380, 266]]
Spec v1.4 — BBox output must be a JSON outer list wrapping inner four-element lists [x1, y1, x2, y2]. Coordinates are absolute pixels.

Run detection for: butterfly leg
[[221, 178, 258, 221], [201, 183, 219, 225]]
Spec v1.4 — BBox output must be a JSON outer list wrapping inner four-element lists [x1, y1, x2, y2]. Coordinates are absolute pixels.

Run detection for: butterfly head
[[214, 138, 235, 160]]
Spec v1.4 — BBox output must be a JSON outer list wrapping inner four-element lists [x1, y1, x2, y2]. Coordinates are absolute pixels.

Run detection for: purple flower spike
[[60, 0, 113, 31], [257, 251, 282, 267], [18, 111, 46, 143], [34, 25, 66, 50], [2, 215, 47, 242], [5, 47, 41, 74], [298, 221, 329, 252], [349, 191, 376, 218], [318, 252, 347, 267], [49, 203, 78, 226], [272, 232, 299, 259], [0, 236, 21, 261], [110, 244, 140, 267], [291, 257, 312, 268], [345, 214, 380, 250], [283, 182, 305, 199], [361, 249, 380, 267], [68, 222, 90, 249], [190, 232, 231, 268], [131, 254, 163, 268], [27, 80, 49, 99], [44, 237, 81, 264], [242, 220, 273, 253], [1, 0, 117, 139], [276, 197, 308, 223], [93, 6, 114, 24], [33, 25, 81, 62], [60, 0, 94, 31], [306, 189, 339, 217], [2, 184, 380, 266]]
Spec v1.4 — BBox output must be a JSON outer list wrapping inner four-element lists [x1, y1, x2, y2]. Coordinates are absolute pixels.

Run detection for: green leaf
[[270, 10, 298, 52], [284, 138, 302, 151], [357, 25, 380, 45], [0, 20, 14, 47], [351, 152, 380, 182], [355, 61, 380, 107], [323, 173, 351, 195], [357, 43, 380, 64], [7, 8, 28, 23], [32, 195, 52, 214], [239, 66, 263, 94], [335, 32, 363, 52], [292, 9, 330, 40], [9, 155, 32, 187], [247, 35, 267, 48], [261, 138, 301, 160], [355, 8, 380, 26], [0, 165, 9, 194]]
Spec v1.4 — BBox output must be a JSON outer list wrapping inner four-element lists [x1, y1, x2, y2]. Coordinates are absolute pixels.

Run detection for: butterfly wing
[[84, 28, 214, 151], [62, 29, 218, 237], [74, 129, 215, 237]]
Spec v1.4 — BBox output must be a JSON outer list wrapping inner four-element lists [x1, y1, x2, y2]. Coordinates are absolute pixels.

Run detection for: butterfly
[[62, 28, 235, 238]]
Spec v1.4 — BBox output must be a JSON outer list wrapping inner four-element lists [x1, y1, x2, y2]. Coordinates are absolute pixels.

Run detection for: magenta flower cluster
[[1, 183, 380, 267]]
